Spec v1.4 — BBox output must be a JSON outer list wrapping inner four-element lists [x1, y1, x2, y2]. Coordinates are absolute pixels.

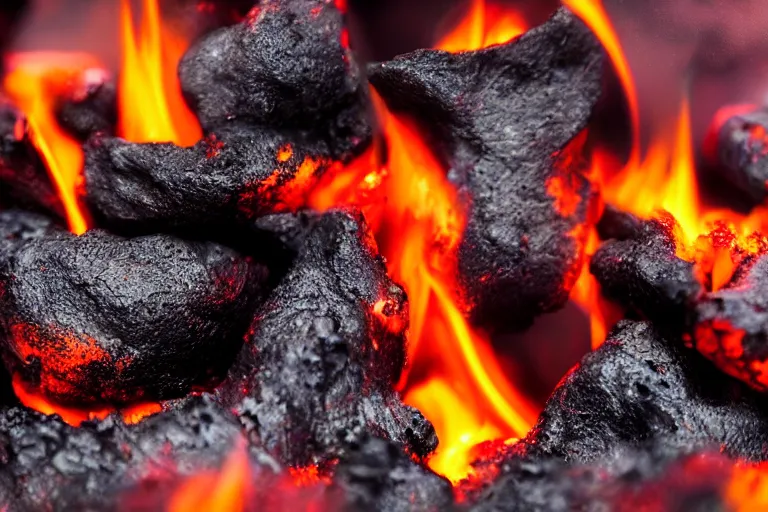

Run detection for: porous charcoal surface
[[0, 230, 269, 405], [693, 254, 768, 392], [329, 437, 454, 512], [214, 209, 437, 468], [518, 320, 768, 463], [591, 210, 702, 329], [85, 124, 333, 233], [368, 7, 603, 332], [55, 69, 116, 141], [0, 209, 62, 268], [0, 99, 65, 219], [0, 396, 279, 511], [179, 0, 370, 159], [709, 107, 768, 205], [86, 0, 372, 234], [470, 442, 733, 512]]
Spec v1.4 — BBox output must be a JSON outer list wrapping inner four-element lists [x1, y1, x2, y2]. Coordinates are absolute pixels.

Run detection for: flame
[[727, 463, 768, 511], [3, 52, 96, 234], [436, 0, 527, 52], [119, 0, 201, 145], [168, 445, 251, 512]]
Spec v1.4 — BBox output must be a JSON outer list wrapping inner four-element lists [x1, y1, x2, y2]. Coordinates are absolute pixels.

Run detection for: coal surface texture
[[329, 437, 454, 512], [693, 254, 768, 392], [0, 209, 62, 269], [368, 7, 603, 331], [709, 107, 768, 205], [0, 396, 278, 511], [518, 320, 768, 463], [470, 442, 735, 512], [55, 68, 117, 141], [0, 99, 65, 219], [0, 230, 269, 405], [86, 0, 372, 234], [214, 209, 438, 467], [591, 209, 702, 329]]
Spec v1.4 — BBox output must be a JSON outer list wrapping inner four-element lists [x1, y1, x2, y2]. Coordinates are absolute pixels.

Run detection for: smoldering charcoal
[[2, 0, 768, 509]]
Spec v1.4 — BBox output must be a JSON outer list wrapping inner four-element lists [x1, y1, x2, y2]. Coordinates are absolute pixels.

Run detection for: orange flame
[[727, 462, 768, 511], [3, 52, 96, 234], [436, 0, 527, 52], [119, 0, 201, 145], [168, 444, 251, 512]]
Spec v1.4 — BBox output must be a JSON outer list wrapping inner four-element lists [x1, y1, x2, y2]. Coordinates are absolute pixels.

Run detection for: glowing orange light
[[119, 0, 201, 145], [3, 52, 96, 234], [168, 445, 251, 512], [436, 0, 527, 52], [727, 462, 768, 511]]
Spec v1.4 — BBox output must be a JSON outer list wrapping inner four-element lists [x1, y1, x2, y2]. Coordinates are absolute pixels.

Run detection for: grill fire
[[2, 0, 768, 510]]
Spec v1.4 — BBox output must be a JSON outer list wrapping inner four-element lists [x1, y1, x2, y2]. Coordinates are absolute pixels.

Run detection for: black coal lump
[[213, 209, 438, 467], [55, 69, 117, 141], [368, 7, 603, 332], [519, 320, 768, 463], [0, 229, 269, 405], [0, 209, 62, 268], [329, 437, 455, 512]]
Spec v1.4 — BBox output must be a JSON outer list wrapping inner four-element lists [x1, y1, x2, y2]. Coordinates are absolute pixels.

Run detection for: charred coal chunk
[[55, 68, 117, 141], [0, 230, 269, 405], [693, 254, 768, 392], [707, 106, 768, 205], [368, 8, 603, 331], [0, 210, 62, 268], [0, 99, 64, 219], [330, 437, 454, 512], [179, 0, 371, 161], [470, 442, 733, 512], [519, 320, 768, 463], [215, 209, 437, 467], [85, 125, 333, 233], [591, 210, 702, 329], [0, 396, 276, 511]]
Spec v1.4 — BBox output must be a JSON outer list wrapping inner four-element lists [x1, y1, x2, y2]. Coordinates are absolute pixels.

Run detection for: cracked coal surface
[[213, 209, 437, 468], [0, 229, 269, 405], [591, 208, 702, 329], [85, 0, 372, 235], [516, 320, 768, 463], [0, 99, 64, 219], [368, 7, 603, 332], [693, 254, 768, 392]]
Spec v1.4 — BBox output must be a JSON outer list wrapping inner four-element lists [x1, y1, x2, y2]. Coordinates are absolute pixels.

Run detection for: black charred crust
[[519, 320, 768, 464], [710, 107, 768, 205], [0, 100, 65, 220], [693, 254, 768, 391], [0, 229, 269, 405], [0, 210, 62, 269], [55, 71, 117, 141], [85, 0, 372, 233], [179, 0, 371, 160], [329, 437, 455, 512], [368, 8, 604, 331], [213, 209, 437, 466], [591, 212, 702, 329], [469, 442, 731, 512], [0, 396, 278, 511]]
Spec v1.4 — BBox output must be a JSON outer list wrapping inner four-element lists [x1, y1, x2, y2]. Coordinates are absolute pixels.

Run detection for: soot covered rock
[[55, 68, 117, 141], [86, 0, 372, 234], [0, 100, 64, 219], [214, 209, 437, 468], [0, 396, 278, 511], [591, 208, 702, 329], [693, 254, 768, 392], [329, 437, 454, 512], [0, 230, 269, 405], [0, 209, 62, 268], [470, 442, 737, 512], [368, 7, 603, 331], [518, 320, 768, 464], [707, 106, 768, 205]]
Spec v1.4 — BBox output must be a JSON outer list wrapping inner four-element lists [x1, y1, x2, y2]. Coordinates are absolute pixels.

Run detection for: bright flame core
[[436, 0, 527, 52], [119, 0, 201, 145]]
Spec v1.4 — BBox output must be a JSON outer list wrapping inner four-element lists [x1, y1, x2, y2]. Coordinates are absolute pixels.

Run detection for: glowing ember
[[3, 52, 96, 234], [119, 0, 201, 145], [727, 462, 768, 511], [436, 0, 527, 52]]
